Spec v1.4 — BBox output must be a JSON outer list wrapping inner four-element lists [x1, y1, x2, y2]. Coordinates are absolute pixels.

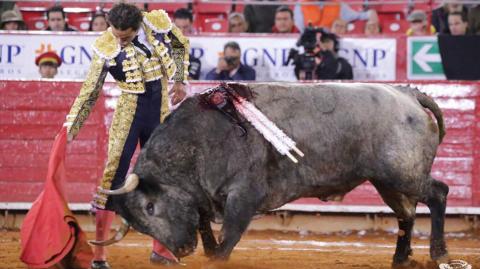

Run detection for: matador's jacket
[[63, 10, 189, 210]]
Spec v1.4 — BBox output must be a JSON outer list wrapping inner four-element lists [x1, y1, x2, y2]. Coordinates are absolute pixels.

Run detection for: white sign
[[0, 31, 397, 81], [339, 38, 397, 80]]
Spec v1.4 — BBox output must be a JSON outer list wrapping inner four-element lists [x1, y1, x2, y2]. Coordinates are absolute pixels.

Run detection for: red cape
[[20, 127, 93, 268]]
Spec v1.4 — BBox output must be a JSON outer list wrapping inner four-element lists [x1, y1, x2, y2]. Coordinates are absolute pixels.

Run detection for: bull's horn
[[99, 174, 139, 195], [89, 217, 130, 246]]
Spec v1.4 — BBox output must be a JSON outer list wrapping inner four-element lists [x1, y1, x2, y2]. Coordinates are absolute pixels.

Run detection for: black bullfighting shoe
[[150, 252, 177, 266], [91, 260, 111, 269]]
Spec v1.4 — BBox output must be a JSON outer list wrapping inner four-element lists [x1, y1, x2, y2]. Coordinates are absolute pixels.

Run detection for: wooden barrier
[[0, 80, 479, 213]]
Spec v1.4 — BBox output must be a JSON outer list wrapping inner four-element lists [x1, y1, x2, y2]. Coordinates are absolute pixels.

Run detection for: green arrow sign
[[407, 37, 445, 80]]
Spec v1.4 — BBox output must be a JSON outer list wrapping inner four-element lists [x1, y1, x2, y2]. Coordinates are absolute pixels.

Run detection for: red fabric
[[20, 127, 93, 268]]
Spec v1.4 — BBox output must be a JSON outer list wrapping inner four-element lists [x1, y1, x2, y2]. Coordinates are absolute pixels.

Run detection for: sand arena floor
[[1, 229, 479, 269]]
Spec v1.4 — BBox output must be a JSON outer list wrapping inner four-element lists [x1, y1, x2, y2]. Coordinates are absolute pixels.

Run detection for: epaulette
[[92, 29, 121, 60], [143, 10, 172, 34]]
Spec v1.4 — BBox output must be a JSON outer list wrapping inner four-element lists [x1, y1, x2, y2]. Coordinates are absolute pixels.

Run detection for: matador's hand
[[170, 82, 187, 105]]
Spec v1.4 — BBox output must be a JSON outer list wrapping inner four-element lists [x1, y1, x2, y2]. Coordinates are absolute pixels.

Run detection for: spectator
[[431, 0, 468, 34], [0, 2, 16, 17], [173, 8, 197, 35], [1, 9, 26, 30], [331, 19, 347, 35], [468, 4, 480, 34], [35, 51, 62, 79], [228, 12, 248, 33], [406, 10, 436, 36], [173, 8, 201, 80], [272, 6, 300, 33], [314, 32, 353, 80], [89, 12, 109, 31], [244, 0, 280, 33], [448, 12, 469, 36], [206, 41, 256, 81], [294, 1, 378, 32], [364, 19, 381, 35], [46, 5, 76, 31]]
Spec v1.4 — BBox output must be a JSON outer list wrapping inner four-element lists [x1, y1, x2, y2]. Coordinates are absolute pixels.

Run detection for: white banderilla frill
[[233, 97, 304, 163]]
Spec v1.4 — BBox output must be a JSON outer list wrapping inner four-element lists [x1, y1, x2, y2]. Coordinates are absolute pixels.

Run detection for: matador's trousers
[[93, 79, 162, 210]]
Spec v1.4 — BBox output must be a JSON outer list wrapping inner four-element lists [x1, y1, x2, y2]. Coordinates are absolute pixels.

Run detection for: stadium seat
[[200, 17, 228, 33], [20, 8, 47, 30], [375, 3, 409, 13], [65, 8, 93, 31], [147, 3, 189, 14], [68, 15, 92, 31], [16, 1, 52, 9], [382, 20, 409, 34], [347, 20, 366, 34], [194, 1, 232, 14], [193, 1, 231, 31]]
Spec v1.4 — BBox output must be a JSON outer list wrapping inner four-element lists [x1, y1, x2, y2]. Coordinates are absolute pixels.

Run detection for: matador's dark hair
[[108, 3, 143, 31]]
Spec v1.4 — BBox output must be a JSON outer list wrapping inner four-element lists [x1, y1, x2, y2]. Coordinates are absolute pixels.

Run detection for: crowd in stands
[[1, 1, 479, 80]]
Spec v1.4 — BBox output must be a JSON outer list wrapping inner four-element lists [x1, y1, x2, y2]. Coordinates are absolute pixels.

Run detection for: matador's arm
[[64, 54, 108, 139], [169, 25, 190, 84]]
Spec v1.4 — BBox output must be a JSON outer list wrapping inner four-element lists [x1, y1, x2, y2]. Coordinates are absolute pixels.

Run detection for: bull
[[94, 83, 449, 267]]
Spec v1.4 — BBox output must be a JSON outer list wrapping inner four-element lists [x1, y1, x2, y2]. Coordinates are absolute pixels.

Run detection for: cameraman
[[314, 32, 353, 80], [206, 41, 256, 81]]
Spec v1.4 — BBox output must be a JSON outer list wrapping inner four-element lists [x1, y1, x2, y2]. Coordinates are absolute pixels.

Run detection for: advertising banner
[[0, 31, 397, 81]]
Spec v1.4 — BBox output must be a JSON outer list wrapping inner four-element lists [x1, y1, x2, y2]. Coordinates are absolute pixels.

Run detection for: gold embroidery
[[117, 81, 144, 93], [143, 10, 172, 33], [96, 93, 139, 206], [163, 34, 171, 44], [66, 54, 107, 138], [125, 69, 143, 83], [170, 25, 190, 82], [144, 27, 177, 80], [93, 30, 121, 60], [124, 45, 135, 58], [160, 76, 170, 123], [122, 58, 139, 72], [143, 60, 163, 82]]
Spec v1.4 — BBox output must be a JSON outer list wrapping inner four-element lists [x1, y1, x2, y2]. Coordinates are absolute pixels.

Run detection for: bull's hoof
[[150, 252, 177, 266], [203, 248, 216, 258], [392, 258, 422, 269], [91, 260, 111, 269]]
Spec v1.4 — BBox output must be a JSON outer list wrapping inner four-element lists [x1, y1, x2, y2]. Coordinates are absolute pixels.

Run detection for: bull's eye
[[146, 202, 154, 216]]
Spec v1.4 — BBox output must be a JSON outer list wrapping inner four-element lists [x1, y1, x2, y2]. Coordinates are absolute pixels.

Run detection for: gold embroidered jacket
[[64, 10, 189, 138]]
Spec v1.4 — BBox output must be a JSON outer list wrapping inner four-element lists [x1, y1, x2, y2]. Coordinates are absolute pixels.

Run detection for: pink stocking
[[94, 209, 115, 261]]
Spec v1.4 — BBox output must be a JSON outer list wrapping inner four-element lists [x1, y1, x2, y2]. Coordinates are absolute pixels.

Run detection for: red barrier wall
[[1, 80, 479, 213]]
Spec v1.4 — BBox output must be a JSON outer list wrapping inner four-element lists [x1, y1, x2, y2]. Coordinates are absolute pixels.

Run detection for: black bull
[[106, 83, 449, 266]]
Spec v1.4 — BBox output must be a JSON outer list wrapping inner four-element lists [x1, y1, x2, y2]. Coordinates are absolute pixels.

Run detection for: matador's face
[[111, 26, 138, 48]]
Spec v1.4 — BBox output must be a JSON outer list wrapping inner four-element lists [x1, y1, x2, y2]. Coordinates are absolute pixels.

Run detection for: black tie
[[132, 36, 152, 58]]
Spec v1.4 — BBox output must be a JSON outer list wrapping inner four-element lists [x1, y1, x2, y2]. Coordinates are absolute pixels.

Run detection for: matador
[[63, 3, 189, 269]]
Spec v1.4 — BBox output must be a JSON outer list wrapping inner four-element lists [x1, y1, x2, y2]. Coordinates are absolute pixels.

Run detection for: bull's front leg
[[198, 212, 218, 257], [213, 187, 266, 260]]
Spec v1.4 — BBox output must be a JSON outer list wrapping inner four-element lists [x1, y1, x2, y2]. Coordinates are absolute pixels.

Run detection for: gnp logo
[[0, 44, 22, 64]]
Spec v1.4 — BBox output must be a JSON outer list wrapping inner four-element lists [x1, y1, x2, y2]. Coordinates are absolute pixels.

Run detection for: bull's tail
[[414, 89, 446, 144]]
